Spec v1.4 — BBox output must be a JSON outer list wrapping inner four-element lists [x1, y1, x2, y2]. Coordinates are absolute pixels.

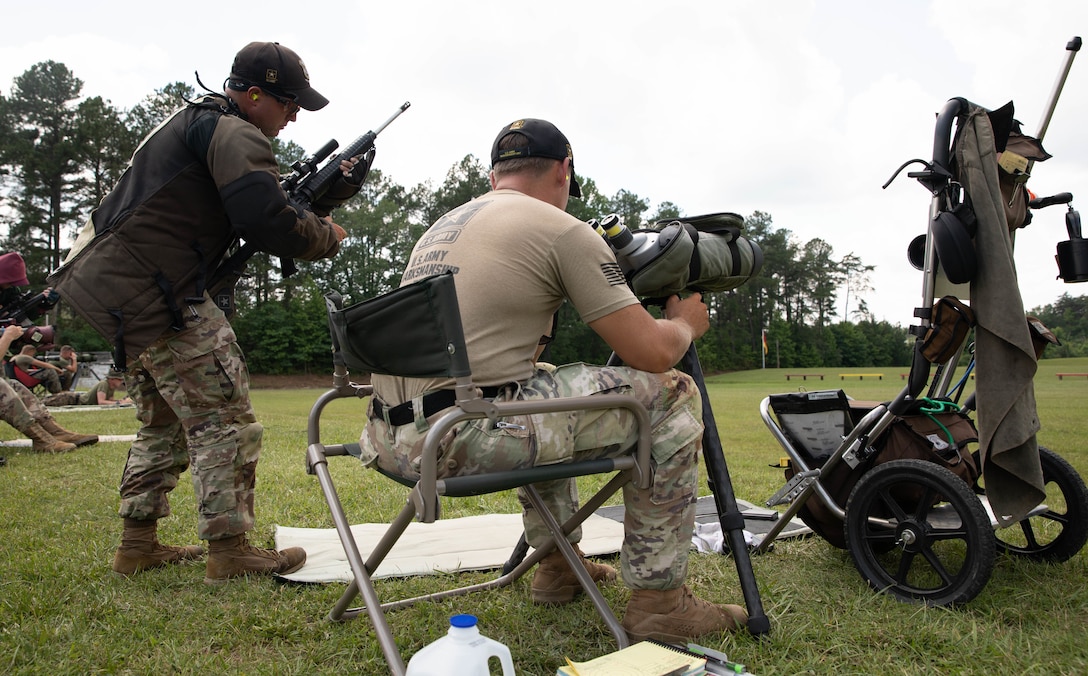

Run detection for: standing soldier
[[49, 42, 366, 583]]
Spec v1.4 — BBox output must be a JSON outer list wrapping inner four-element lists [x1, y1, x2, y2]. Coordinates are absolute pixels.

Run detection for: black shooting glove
[[310, 148, 375, 218]]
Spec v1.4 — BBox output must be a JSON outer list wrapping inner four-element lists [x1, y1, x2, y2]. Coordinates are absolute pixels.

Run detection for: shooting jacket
[[48, 95, 343, 365]]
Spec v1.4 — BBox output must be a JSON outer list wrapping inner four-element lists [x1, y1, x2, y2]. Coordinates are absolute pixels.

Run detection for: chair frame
[[305, 273, 654, 675]]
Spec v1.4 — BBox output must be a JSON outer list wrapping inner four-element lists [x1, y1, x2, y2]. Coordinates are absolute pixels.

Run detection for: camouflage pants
[[362, 363, 703, 590], [41, 391, 83, 407], [0, 377, 51, 431], [18, 367, 62, 393], [118, 298, 262, 541]]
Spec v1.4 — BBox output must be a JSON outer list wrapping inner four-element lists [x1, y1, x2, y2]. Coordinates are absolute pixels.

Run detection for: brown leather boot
[[40, 418, 99, 447], [621, 585, 748, 642], [112, 518, 205, 576], [531, 545, 617, 605], [20, 422, 76, 454], [204, 534, 306, 585]]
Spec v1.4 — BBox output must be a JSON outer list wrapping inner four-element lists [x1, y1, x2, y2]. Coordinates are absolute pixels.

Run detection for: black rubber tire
[[975, 446, 1088, 563], [844, 459, 995, 606]]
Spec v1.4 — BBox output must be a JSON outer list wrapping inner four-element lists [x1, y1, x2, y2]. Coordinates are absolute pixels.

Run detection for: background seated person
[[48, 345, 79, 390], [0, 325, 98, 451], [43, 369, 132, 407], [11, 345, 65, 394]]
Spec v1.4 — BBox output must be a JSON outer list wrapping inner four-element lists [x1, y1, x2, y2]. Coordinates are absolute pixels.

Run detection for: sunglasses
[[263, 89, 299, 116]]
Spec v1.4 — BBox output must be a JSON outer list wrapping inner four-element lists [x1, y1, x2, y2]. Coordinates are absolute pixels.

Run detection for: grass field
[[2, 359, 1087, 674]]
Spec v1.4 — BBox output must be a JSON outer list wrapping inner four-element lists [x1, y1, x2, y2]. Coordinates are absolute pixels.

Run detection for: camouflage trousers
[[17, 367, 62, 393], [361, 363, 703, 590], [118, 297, 262, 541], [0, 377, 51, 431]]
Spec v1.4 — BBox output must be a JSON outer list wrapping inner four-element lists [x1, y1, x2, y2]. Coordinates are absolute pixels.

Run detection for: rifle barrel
[[373, 102, 411, 136]]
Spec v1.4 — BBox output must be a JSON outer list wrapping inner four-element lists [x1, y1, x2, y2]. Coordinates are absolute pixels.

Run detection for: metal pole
[[1026, 36, 1080, 177]]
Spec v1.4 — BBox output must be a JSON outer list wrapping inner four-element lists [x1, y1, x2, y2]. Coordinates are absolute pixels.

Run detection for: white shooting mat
[[274, 497, 810, 584], [274, 512, 625, 584], [1, 434, 136, 446], [45, 403, 135, 412]]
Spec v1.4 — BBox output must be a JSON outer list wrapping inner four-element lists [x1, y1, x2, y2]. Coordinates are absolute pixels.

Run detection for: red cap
[[0, 252, 29, 287]]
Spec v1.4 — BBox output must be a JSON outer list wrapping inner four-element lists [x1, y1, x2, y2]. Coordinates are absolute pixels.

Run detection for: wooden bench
[[785, 374, 824, 381], [902, 372, 973, 379], [840, 373, 884, 380], [1056, 373, 1088, 380]]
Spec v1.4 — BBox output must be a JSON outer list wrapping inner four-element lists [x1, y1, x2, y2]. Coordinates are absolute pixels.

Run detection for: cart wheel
[[974, 446, 1088, 562], [844, 459, 995, 606]]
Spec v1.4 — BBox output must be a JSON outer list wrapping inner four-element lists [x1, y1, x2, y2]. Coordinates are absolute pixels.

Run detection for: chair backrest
[[4, 359, 41, 390], [325, 272, 470, 379]]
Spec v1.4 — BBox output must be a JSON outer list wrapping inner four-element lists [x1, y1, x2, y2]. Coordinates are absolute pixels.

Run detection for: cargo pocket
[[648, 404, 702, 505], [166, 317, 239, 412], [443, 411, 537, 475], [194, 440, 241, 514]]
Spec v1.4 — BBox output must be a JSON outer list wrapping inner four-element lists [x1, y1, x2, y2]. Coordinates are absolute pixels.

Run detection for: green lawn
[[2, 359, 1086, 675]]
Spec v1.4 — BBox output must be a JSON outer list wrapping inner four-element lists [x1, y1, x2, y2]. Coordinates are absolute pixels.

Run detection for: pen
[[686, 642, 746, 674], [563, 656, 581, 676]]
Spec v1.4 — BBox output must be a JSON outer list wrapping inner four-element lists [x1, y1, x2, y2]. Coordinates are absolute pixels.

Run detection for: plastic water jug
[[405, 614, 515, 675]]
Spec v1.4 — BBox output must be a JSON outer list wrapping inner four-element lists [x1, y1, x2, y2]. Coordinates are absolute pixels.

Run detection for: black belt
[[372, 386, 502, 426]]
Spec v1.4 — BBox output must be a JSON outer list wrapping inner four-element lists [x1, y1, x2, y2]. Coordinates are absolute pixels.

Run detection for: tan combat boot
[[20, 422, 76, 454], [204, 534, 306, 585], [621, 585, 748, 642], [531, 545, 617, 605], [40, 418, 99, 447], [112, 518, 205, 576]]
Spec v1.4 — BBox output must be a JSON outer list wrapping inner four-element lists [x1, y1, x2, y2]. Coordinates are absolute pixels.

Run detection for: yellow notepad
[[557, 640, 706, 676]]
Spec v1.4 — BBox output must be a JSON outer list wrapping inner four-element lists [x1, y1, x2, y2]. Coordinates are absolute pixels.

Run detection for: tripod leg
[[501, 535, 531, 576], [681, 344, 771, 636]]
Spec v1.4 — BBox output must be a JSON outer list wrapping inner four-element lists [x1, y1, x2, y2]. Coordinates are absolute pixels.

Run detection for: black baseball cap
[[491, 118, 582, 198], [229, 42, 328, 111]]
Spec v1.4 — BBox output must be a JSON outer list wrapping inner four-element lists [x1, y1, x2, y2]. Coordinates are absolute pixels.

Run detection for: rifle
[[208, 101, 411, 312], [0, 289, 59, 349], [283, 101, 411, 210], [0, 289, 59, 324]]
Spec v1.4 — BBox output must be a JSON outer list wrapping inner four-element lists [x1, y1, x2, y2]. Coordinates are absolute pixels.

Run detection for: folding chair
[[3, 359, 49, 396], [305, 272, 654, 675]]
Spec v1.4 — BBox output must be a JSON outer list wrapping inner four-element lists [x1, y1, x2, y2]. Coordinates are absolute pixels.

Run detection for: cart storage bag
[[920, 296, 975, 363], [781, 397, 979, 548]]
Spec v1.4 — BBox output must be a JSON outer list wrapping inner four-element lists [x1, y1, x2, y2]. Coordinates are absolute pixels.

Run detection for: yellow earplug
[[251, 93, 259, 101]]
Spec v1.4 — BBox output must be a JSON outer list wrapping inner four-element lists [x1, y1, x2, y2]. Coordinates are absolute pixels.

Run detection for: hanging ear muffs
[[907, 234, 926, 270], [932, 200, 978, 284]]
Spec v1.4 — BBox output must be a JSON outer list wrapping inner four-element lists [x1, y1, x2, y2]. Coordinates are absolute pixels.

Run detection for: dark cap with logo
[[490, 118, 581, 198], [229, 41, 328, 111]]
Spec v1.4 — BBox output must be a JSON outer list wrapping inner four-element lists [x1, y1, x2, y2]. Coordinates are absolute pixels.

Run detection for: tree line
[[2, 61, 1085, 375]]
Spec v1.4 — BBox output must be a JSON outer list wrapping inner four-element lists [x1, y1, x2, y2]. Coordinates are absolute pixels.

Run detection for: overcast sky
[[2, 0, 1086, 323]]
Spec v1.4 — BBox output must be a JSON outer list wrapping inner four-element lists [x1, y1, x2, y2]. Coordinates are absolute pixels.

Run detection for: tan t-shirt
[[373, 189, 638, 404]]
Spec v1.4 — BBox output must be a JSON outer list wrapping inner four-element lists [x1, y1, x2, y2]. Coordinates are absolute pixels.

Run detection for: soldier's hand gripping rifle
[[281, 101, 411, 211], [208, 102, 411, 309]]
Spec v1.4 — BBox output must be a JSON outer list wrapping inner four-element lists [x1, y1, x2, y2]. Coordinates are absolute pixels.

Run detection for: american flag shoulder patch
[[601, 262, 627, 286]]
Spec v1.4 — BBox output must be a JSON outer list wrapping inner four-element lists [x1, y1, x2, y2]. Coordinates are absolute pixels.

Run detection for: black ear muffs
[[907, 234, 926, 270], [932, 202, 977, 284]]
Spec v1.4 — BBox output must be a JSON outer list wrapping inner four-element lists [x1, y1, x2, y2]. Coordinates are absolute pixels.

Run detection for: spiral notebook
[[557, 640, 706, 676]]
